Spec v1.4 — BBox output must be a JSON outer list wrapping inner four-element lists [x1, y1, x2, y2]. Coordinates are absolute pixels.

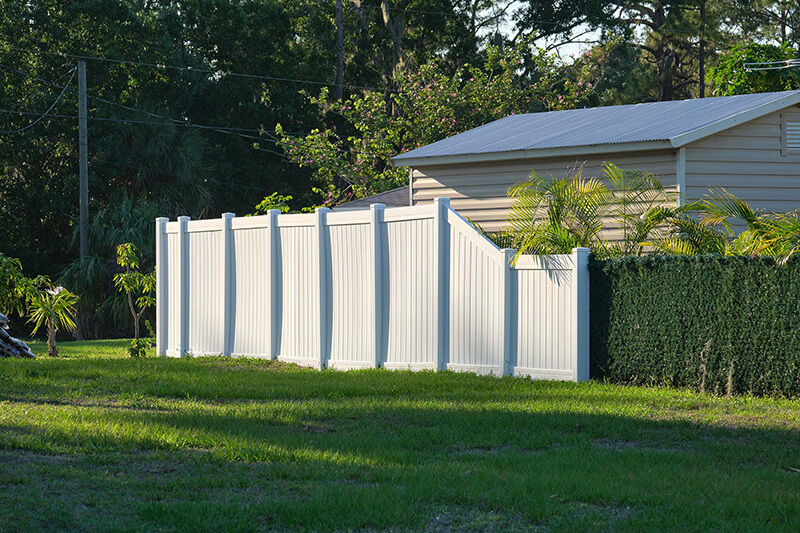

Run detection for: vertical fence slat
[[221, 213, 234, 357], [370, 203, 385, 368], [500, 248, 514, 376], [177, 216, 190, 357], [316, 207, 331, 369], [434, 198, 450, 371], [155, 217, 168, 356], [572, 247, 590, 382], [267, 209, 279, 360]]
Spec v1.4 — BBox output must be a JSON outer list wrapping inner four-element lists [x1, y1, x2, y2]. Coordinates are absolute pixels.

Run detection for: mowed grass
[[1, 341, 800, 532]]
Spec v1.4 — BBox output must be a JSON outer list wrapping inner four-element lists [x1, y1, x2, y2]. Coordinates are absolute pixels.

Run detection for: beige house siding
[[684, 107, 800, 213], [411, 150, 678, 232]]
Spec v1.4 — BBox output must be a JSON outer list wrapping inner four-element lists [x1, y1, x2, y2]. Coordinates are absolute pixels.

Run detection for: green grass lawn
[[2, 340, 800, 532]]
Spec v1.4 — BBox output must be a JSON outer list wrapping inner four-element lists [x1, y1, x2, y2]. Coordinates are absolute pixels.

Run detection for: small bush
[[590, 255, 800, 397]]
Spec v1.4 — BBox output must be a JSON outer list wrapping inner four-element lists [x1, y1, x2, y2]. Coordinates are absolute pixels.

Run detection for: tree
[[27, 286, 78, 358], [113, 243, 155, 341], [707, 43, 800, 95], [277, 41, 596, 203]]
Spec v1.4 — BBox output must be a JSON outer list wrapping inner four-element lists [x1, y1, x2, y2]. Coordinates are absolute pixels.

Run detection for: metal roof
[[392, 91, 800, 165], [333, 186, 410, 209]]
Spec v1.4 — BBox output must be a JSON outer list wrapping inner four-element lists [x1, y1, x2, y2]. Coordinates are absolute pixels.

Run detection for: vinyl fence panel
[[157, 199, 590, 381]]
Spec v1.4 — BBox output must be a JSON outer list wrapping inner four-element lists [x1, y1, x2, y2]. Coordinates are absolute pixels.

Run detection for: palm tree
[[507, 163, 675, 260], [27, 287, 78, 357], [508, 166, 612, 260]]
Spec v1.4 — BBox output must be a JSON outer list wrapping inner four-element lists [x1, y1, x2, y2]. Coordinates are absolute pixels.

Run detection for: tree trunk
[[335, 0, 345, 101], [47, 321, 58, 358]]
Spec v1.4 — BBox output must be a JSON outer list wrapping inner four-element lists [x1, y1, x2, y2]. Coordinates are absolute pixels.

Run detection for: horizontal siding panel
[[686, 161, 800, 176], [687, 135, 781, 151], [685, 186, 800, 202], [685, 147, 800, 163]]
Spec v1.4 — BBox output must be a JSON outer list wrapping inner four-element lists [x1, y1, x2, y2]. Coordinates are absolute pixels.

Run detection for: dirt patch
[[592, 438, 682, 453]]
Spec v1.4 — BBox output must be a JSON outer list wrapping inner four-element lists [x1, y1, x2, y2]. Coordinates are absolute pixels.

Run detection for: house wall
[[410, 149, 678, 232], [684, 107, 800, 213]]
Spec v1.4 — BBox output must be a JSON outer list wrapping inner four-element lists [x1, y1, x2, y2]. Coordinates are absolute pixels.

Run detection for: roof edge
[[391, 140, 674, 168], [670, 91, 800, 147]]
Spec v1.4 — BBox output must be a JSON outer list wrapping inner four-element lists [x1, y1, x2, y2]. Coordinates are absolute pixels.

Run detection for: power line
[[744, 59, 800, 71], [0, 65, 76, 135], [4, 44, 383, 91]]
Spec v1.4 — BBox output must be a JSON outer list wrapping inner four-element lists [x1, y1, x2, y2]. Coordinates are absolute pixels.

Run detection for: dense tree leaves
[[708, 42, 800, 95]]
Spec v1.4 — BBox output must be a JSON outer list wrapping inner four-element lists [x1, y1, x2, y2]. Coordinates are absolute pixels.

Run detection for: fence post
[[220, 213, 235, 357], [316, 207, 331, 369], [267, 209, 280, 360], [500, 248, 515, 376], [572, 247, 590, 382], [433, 197, 450, 371], [155, 217, 169, 356], [370, 203, 385, 368], [177, 216, 190, 357]]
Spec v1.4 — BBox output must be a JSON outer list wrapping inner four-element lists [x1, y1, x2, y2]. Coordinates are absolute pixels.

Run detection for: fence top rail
[[382, 204, 436, 222], [186, 219, 223, 233], [325, 209, 371, 226], [513, 254, 574, 271], [275, 212, 316, 227]]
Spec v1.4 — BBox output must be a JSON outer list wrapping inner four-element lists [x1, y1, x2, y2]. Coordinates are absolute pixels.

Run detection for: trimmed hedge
[[590, 255, 800, 397]]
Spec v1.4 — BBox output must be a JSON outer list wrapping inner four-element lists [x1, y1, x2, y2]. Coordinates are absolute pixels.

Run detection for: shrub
[[590, 255, 800, 397]]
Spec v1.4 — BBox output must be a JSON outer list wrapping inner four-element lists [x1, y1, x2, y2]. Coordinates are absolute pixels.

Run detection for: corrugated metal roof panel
[[393, 91, 800, 162], [334, 186, 410, 209]]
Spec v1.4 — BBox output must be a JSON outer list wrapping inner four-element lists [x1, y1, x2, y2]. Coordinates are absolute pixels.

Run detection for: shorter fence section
[[156, 199, 589, 381]]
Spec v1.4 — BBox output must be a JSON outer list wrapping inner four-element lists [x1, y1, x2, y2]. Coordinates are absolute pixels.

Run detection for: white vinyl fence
[[155, 199, 589, 381]]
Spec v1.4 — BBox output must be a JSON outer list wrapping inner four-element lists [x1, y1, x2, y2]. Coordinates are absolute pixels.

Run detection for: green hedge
[[589, 255, 800, 397]]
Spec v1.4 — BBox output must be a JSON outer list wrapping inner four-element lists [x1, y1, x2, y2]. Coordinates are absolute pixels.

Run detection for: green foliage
[[708, 43, 800, 96], [507, 163, 672, 260], [113, 243, 155, 341], [252, 193, 293, 215], [278, 40, 596, 204], [590, 255, 800, 397], [127, 320, 155, 358], [0, 254, 35, 317], [26, 286, 79, 358]]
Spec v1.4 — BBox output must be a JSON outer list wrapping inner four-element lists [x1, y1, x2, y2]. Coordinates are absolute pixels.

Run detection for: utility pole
[[78, 60, 89, 258], [335, 0, 345, 100], [699, 0, 706, 98]]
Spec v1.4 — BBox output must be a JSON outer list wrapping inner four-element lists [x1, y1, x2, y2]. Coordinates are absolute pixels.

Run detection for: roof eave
[[390, 140, 674, 168], [670, 91, 800, 148]]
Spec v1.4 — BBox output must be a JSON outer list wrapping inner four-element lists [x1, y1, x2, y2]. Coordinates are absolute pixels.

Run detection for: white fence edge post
[[316, 207, 331, 369], [500, 248, 514, 377], [572, 247, 590, 382], [177, 216, 190, 357], [370, 203, 385, 368], [221, 213, 235, 357], [267, 209, 280, 360], [433, 197, 450, 371], [155, 217, 169, 357]]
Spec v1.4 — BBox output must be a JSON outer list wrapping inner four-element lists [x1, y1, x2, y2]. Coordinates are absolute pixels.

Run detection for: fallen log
[[0, 312, 35, 358]]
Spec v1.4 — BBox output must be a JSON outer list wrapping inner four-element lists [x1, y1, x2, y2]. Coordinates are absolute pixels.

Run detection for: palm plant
[[27, 287, 78, 357], [508, 167, 613, 260]]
